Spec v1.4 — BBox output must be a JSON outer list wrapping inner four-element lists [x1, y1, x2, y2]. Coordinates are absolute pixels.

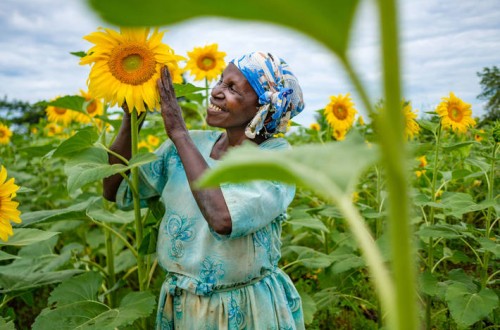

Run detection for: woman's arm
[[102, 107, 133, 202], [157, 66, 232, 235]]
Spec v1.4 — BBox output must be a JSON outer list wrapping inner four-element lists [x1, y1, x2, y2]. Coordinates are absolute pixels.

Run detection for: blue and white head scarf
[[230, 52, 305, 139]]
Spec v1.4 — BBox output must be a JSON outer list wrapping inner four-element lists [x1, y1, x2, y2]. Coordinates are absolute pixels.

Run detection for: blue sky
[[0, 0, 499, 125]]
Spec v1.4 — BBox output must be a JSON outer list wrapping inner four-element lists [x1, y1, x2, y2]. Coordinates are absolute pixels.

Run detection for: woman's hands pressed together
[[157, 66, 188, 141]]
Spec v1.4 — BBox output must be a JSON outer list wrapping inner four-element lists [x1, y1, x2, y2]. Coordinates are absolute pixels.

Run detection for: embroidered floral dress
[[117, 130, 304, 330]]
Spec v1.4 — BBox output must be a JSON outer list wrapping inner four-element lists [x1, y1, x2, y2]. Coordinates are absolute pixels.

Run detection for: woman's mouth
[[208, 103, 224, 112]]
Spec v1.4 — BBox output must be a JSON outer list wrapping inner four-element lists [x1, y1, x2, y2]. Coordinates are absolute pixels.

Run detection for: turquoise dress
[[117, 130, 304, 330]]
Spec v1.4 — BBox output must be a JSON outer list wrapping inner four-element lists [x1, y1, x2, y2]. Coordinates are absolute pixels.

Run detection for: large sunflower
[[324, 93, 357, 132], [45, 98, 74, 126], [0, 123, 13, 144], [403, 100, 420, 140], [73, 90, 104, 124], [436, 92, 476, 134], [0, 166, 21, 242], [80, 27, 184, 114], [185, 44, 226, 82]]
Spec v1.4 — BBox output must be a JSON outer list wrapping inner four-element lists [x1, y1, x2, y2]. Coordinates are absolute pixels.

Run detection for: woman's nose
[[211, 83, 224, 99]]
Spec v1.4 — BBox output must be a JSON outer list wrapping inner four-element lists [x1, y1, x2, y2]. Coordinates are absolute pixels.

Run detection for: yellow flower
[[31, 127, 39, 135], [436, 92, 476, 134], [357, 115, 365, 126], [45, 97, 74, 125], [185, 44, 226, 82], [418, 155, 427, 168], [166, 62, 185, 84], [309, 123, 320, 131], [0, 123, 13, 144], [403, 101, 420, 140], [73, 90, 104, 124], [324, 93, 357, 132], [80, 27, 184, 114], [333, 128, 347, 141], [474, 129, 485, 142], [472, 180, 482, 188], [137, 140, 152, 152], [147, 134, 160, 147], [45, 123, 63, 137], [415, 156, 427, 178], [352, 191, 359, 203], [0, 166, 22, 242]]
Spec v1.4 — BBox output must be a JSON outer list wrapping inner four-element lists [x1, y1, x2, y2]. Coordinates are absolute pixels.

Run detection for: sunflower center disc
[[0, 131, 5, 138], [54, 107, 67, 115], [198, 56, 216, 71], [109, 44, 157, 85], [449, 107, 463, 122], [86, 101, 98, 115], [334, 106, 347, 120], [123, 54, 143, 72]]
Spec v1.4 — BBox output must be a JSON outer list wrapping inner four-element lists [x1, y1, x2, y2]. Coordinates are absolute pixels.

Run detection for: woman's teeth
[[209, 104, 223, 112]]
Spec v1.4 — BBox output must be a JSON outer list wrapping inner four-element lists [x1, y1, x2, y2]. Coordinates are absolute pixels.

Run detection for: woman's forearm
[[103, 113, 133, 201], [170, 131, 232, 235]]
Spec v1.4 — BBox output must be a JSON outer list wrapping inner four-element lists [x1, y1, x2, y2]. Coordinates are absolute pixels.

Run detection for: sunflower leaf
[[64, 147, 157, 194], [32, 272, 156, 330], [87, 0, 360, 57], [0, 228, 60, 247], [445, 282, 498, 329], [52, 127, 99, 157], [70, 51, 87, 58], [197, 133, 378, 199], [20, 198, 98, 227], [45, 95, 87, 114], [173, 83, 206, 98]]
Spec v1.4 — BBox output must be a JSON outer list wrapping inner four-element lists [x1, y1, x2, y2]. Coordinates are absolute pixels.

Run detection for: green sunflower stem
[[103, 199, 116, 308], [481, 141, 498, 288], [426, 123, 442, 330], [204, 78, 209, 129], [130, 109, 146, 292], [377, 0, 419, 329]]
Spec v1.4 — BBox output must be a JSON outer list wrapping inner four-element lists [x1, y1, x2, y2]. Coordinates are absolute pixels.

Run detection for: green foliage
[[445, 282, 498, 329], [32, 272, 156, 330], [0, 96, 46, 126], [88, 0, 360, 57], [63, 147, 156, 194], [198, 133, 378, 198], [477, 66, 500, 122]]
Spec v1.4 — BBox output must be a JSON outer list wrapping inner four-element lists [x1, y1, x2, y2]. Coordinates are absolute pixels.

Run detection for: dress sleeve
[[217, 180, 295, 239], [115, 140, 171, 210], [211, 137, 295, 239]]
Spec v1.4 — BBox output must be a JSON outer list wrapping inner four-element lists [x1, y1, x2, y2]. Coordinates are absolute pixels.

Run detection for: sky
[[0, 0, 499, 126]]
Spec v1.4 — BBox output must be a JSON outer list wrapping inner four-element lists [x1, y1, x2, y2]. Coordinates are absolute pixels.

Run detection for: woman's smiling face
[[206, 63, 259, 132]]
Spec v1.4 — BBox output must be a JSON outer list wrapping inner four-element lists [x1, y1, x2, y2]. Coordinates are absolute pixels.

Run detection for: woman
[[104, 52, 305, 329]]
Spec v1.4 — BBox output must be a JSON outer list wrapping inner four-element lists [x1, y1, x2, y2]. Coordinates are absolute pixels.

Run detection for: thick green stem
[[481, 142, 498, 287], [336, 196, 395, 321], [377, 0, 418, 329], [104, 227, 116, 307], [426, 124, 441, 329], [130, 109, 146, 291]]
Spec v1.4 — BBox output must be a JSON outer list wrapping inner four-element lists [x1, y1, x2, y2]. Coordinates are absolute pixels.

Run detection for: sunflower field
[[0, 1, 499, 330]]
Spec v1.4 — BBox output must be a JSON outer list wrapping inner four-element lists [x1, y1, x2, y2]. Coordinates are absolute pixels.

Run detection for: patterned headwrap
[[230, 52, 305, 139]]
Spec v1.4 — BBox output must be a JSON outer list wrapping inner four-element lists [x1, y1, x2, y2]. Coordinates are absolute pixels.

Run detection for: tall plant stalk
[[377, 0, 418, 329], [426, 123, 442, 329], [481, 141, 498, 288], [100, 104, 116, 307], [130, 109, 146, 291]]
